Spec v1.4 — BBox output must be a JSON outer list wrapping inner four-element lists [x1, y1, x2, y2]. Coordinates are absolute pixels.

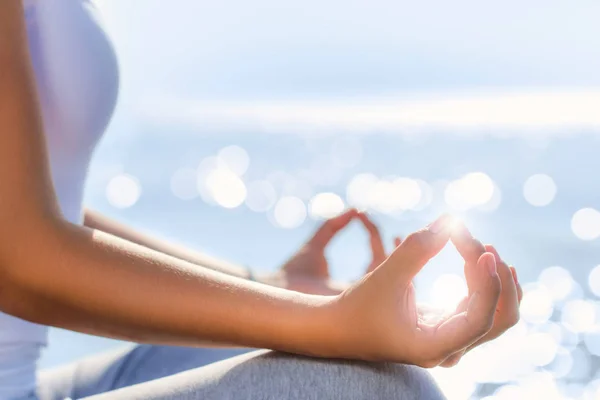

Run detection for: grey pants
[[36, 345, 446, 399]]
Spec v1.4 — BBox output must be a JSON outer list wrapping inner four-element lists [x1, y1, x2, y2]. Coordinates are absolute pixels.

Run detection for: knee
[[220, 351, 445, 400]]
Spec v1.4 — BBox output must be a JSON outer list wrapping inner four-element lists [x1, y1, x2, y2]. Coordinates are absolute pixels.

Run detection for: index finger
[[357, 212, 386, 265], [308, 208, 358, 247]]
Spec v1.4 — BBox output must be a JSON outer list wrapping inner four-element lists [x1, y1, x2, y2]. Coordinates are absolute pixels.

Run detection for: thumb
[[382, 215, 453, 281]]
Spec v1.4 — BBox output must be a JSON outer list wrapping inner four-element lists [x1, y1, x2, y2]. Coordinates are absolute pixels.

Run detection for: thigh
[[81, 351, 446, 400], [37, 345, 252, 400]]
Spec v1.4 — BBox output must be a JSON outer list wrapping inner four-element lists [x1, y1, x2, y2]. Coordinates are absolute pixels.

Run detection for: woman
[[0, 1, 522, 399]]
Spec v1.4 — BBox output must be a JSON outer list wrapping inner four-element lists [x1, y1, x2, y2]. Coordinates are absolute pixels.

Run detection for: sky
[[91, 0, 600, 140], [95, 0, 600, 98]]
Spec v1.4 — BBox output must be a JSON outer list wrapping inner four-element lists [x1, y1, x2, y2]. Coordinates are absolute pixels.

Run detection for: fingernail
[[428, 214, 451, 234], [487, 255, 497, 277]]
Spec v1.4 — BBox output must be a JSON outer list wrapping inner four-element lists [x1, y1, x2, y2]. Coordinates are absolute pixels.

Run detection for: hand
[[267, 209, 400, 295], [439, 226, 523, 367], [328, 215, 506, 367]]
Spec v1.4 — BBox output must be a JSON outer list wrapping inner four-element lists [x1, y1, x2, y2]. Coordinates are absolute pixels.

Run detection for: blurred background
[[41, 0, 600, 399]]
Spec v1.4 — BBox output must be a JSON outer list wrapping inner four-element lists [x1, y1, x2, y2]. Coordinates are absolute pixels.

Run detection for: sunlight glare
[[430, 274, 468, 310]]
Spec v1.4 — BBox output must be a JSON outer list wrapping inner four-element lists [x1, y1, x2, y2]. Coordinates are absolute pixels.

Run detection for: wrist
[[276, 292, 347, 358]]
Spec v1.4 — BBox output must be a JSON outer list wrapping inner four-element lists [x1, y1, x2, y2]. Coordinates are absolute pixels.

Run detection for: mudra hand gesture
[[321, 214, 522, 368]]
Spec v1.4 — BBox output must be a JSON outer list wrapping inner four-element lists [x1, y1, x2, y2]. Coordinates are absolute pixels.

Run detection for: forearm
[[0, 1, 339, 359], [83, 209, 251, 280], [2, 218, 338, 357]]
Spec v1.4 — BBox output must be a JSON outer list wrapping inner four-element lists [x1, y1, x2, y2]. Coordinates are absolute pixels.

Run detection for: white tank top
[[0, 2, 118, 398]]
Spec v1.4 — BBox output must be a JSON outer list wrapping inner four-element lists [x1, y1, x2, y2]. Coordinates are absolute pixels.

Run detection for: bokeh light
[[523, 174, 557, 207], [205, 168, 247, 209], [477, 183, 502, 212], [393, 178, 422, 210], [525, 332, 559, 367], [197, 156, 220, 205], [521, 283, 554, 324], [272, 196, 307, 229], [539, 266, 574, 303], [571, 208, 600, 241], [309, 192, 345, 219], [217, 145, 250, 176], [346, 173, 378, 210], [546, 347, 574, 378], [413, 179, 433, 211], [106, 174, 141, 209], [444, 172, 495, 211], [561, 300, 596, 333], [369, 179, 401, 214], [588, 265, 600, 297]]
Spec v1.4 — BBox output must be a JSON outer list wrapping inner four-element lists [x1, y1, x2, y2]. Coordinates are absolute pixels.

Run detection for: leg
[[37, 345, 252, 400], [82, 350, 445, 400]]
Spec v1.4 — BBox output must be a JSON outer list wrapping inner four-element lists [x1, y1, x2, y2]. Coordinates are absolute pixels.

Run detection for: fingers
[[394, 236, 403, 248], [423, 252, 501, 360], [357, 212, 387, 267], [450, 222, 487, 297], [308, 209, 358, 248], [458, 246, 519, 355], [383, 215, 453, 281], [450, 222, 486, 266], [440, 246, 521, 365], [485, 245, 519, 331]]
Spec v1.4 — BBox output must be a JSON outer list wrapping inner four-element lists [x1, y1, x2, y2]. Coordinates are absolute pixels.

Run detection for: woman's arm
[[0, 1, 335, 356], [83, 209, 252, 280], [0, 1, 505, 367]]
